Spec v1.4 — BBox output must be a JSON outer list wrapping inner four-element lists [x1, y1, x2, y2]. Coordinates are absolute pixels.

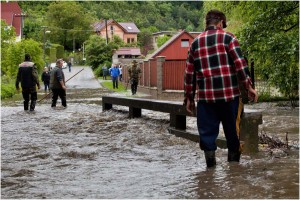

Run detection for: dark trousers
[[22, 89, 37, 111], [112, 76, 118, 89], [197, 97, 240, 152], [131, 80, 138, 95], [44, 82, 49, 91], [51, 89, 67, 107]]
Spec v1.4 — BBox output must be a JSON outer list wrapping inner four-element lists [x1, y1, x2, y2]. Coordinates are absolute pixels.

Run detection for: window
[[181, 39, 189, 47], [127, 38, 135, 43]]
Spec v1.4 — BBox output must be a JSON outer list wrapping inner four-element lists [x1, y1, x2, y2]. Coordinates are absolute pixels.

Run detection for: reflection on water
[[1, 91, 299, 199]]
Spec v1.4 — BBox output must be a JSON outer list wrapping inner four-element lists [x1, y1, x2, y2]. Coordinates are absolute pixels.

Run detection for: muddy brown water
[[1, 67, 299, 199]]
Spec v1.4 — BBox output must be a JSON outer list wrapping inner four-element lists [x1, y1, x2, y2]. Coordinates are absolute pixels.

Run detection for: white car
[[49, 61, 67, 69]]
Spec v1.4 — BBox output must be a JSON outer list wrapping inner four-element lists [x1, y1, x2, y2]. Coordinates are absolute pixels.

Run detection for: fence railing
[[123, 57, 186, 89], [121, 56, 284, 100], [163, 60, 186, 90]]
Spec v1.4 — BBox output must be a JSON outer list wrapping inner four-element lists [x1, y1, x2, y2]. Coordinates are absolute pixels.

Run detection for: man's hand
[[184, 98, 196, 116], [248, 85, 258, 103], [62, 85, 67, 90]]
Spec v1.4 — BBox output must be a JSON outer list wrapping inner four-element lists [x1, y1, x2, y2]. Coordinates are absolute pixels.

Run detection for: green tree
[[45, 1, 95, 51], [85, 35, 118, 70], [138, 29, 155, 56], [202, 1, 299, 106], [1, 20, 16, 76], [238, 1, 299, 106], [157, 35, 171, 48]]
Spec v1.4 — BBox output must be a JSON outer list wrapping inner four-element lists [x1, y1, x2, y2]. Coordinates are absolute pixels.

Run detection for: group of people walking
[[16, 55, 67, 111], [103, 60, 141, 95]]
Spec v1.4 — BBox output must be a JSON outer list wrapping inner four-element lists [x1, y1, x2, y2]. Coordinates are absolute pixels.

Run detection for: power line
[[45, 26, 96, 32]]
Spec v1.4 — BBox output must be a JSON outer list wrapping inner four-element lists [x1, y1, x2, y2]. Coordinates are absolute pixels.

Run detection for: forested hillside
[[19, 1, 204, 51]]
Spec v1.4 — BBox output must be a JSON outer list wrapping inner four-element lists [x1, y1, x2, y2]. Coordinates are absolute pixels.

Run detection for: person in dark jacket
[[15, 53, 40, 111], [128, 60, 141, 95], [41, 67, 50, 92], [67, 60, 72, 72], [50, 59, 67, 108]]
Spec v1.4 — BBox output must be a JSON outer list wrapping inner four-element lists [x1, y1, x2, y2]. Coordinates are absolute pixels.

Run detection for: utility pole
[[111, 25, 114, 41], [41, 26, 47, 66], [73, 34, 75, 64], [82, 42, 86, 61], [73, 34, 75, 53], [105, 19, 108, 45], [251, 58, 255, 89]]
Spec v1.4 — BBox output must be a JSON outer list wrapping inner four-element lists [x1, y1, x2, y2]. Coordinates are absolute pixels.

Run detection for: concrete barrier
[[102, 96, 262, 153]]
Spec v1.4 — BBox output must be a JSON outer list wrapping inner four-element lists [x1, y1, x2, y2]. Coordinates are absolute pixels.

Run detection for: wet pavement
[[1, 66, 299, 199]]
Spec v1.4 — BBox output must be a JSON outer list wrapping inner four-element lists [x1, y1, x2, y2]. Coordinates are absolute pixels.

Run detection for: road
[[64, 66, 102, 89]]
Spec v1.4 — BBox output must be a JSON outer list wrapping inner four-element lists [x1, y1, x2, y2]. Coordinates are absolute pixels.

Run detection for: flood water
[[1, 66, 299, 199]]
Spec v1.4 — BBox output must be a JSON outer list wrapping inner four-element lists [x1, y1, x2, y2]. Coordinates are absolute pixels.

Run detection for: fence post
[[251, 58, 255, 89], [147, 59, 151, 87], [157, 56, 166, 96], [141, 61, 144, 86]]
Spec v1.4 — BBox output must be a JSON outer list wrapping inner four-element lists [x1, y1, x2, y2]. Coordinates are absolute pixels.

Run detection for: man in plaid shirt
[[184, 10, 258, 168]]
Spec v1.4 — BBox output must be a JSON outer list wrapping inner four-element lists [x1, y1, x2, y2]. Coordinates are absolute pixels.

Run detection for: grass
[[100, 79, 128, 92]]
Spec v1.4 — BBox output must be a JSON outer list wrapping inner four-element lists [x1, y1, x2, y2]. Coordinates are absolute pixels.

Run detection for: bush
[[1, 83, 16, 99], [49, 47, 57, 63], [258, 91, 288, 102], [94, 65, 102, 78]]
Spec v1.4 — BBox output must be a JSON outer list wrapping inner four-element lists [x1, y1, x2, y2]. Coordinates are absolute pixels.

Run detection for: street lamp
[[82, 42, 86, 61], [42, 26, 50, 66]]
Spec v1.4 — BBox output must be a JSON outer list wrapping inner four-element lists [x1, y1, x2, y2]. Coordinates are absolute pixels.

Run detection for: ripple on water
[[1, 102, 299, 199]]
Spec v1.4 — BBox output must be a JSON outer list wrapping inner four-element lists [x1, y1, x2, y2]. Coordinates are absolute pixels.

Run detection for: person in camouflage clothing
[[16, 53, 40, 111], [128, 60, 141, 95]]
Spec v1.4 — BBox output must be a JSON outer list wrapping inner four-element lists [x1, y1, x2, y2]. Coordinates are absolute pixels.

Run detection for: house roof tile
[[93, 19, 114, 32], [118, 22, 140, 33], [93, 20, 140, 33], [115, 47, 141, 56]]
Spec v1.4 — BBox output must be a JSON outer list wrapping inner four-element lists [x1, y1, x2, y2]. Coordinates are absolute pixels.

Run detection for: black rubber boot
[[204, 151, 216, 168], [228, 150, 241, 162], [24, 101, 29, 111], [51, 100, 56, 107], [30, 101, 36, 111]]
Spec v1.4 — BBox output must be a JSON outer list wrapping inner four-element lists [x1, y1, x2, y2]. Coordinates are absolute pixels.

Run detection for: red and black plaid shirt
[[184, 26, 252, 103]]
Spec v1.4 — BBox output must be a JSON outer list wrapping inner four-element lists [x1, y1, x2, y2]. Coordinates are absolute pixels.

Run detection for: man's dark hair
[[25, 53, 31, 61], [56, 58, 63, 64], [206, 10, 227, 28]]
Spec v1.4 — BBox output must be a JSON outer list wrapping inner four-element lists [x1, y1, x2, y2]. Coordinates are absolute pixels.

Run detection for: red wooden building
[[1, 2, 23, 41], [122, 30, 198, 100], [147, 30, 195, 61]]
